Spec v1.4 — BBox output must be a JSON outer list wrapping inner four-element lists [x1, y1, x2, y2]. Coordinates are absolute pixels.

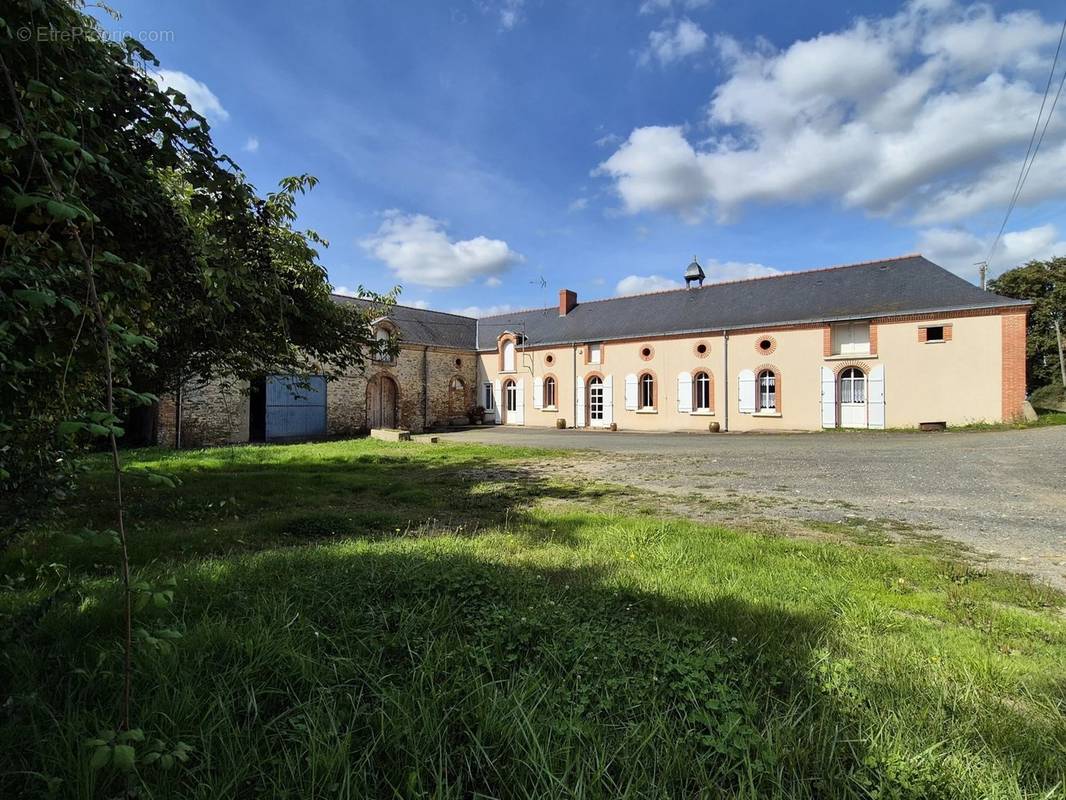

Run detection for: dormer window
[[502, 339, 516, 372], [372, 324, 396, 364]]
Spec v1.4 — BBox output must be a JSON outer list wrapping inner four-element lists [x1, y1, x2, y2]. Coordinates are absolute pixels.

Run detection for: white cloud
[[598, 2, 1066, 224], [486, 0, 524, 30], [450, 304, 515, 317], [918, 223, 1066, 279], [616, 259, 778, 295], [641, 18, 708, 66], [595, 133, 623, 148], [361, 211, 524, 288], [332, 285, 360, 297], [616, 274, 682, 294], [639, 0, 710, 15], [152, 69, 229, 122], [485, 275, 503, 287], [243, 136, 260, 153], [405, 299, 431, 309], [568, 197, 590, 212]]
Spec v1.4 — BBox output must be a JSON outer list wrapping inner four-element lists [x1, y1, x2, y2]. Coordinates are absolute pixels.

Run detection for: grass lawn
[[2, 438, 1064, 799]]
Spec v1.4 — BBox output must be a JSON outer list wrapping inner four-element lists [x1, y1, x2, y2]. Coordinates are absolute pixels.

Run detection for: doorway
[[839, 367, 867, 428], [367, 374, 398, 429], [588, 376, 606, 427]]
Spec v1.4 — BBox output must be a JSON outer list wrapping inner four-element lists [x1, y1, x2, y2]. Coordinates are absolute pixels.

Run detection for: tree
[[1, 0, 390, 505], [988, 258, 1066, 389]]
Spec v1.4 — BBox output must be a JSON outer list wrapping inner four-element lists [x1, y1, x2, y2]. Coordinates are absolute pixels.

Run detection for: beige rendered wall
[[874, 313, 1004, 426], [477, 311, 1012, 432]]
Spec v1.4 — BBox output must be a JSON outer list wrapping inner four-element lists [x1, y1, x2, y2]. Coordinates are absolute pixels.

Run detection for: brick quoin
[[1001, 313, 1027, 421]]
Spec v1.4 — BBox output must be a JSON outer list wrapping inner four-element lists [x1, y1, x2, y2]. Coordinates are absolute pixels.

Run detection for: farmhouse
[[158, 254, 1030, 446]]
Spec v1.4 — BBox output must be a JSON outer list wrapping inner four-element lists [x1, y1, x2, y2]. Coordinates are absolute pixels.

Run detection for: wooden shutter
[[738, 369, 755, 413], [603, 375, 614, 426], [575, 375, 586, 427], [821, 367, 836, 428], [533, 377, 543, 409], [868, 365, 885, 429], [492, 380, 502, 424], [677, 372, 693, 413], [624, 374, 638, 411]]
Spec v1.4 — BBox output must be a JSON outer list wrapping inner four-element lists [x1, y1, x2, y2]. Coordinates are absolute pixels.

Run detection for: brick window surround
[[691, 369, 714, 412], [637, 370, 657, 409], [918, 323, 952, 343], [497, 333, 518, 372], [638, 344, 655, 361], [754, 335, 778, 356], [693, 340, 711, 358], [754, 364, 782, 414], [542, 374, 559, 409]]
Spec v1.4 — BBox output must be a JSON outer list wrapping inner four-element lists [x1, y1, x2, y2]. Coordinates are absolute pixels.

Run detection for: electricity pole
[[1055, 318, 1066, 388]]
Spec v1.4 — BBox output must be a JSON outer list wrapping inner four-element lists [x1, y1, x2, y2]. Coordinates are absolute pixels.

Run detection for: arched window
[[639, 372, 655, 409], [839, 367, 866, 404], [502, 340, 516, 372], [544, 376, 556, 408], [505, 379, 518, 412], [757, 369, 776, 411], [374, 327, 393, 364], [693, 371, 711, 411]]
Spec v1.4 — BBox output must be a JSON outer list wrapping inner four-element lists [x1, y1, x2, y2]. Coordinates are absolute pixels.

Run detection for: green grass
[[2, 438, 1064, 799]]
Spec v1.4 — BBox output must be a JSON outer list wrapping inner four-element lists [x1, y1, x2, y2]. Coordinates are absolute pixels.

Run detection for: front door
[[367, 375, 398, 429], [588, 376, 606, 427], [839, 368, 867, 428]]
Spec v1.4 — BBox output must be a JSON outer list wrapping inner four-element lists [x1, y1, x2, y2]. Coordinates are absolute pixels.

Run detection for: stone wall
[[325, 344, 477, 435], [157, 378, 250, 448], [157, 344, 478, 447]]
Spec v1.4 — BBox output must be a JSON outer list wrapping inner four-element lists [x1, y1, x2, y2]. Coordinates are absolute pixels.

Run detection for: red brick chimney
[[559, 289, 577, 316]]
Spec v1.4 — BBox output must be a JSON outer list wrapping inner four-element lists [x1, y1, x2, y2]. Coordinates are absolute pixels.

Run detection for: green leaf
[[57, 420, 87, 436], [89, 746, 111, 770], [13, 288, 57, 307], [112, 744, 136, 771], [44, 199, 82, 222]]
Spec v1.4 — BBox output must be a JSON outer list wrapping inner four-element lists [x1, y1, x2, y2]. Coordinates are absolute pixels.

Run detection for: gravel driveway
[[427, 426, 1066, 588]]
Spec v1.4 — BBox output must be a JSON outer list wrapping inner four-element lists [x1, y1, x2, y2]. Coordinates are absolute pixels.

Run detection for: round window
[[545, 353, 555, 365], [454, 357, 462, 368], [759, 339, 772, 351], [696, 343, 707, 354]]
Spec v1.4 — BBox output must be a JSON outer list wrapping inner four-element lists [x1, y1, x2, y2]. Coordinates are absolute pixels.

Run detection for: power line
[[986, 13, 1066, 270]]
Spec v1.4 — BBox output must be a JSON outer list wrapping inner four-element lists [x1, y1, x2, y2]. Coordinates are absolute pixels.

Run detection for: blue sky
[[95, 0, 1065, 316]]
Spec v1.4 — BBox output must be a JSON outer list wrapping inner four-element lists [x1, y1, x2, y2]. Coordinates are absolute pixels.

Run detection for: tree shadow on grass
[[5, 543, 1059, 800]]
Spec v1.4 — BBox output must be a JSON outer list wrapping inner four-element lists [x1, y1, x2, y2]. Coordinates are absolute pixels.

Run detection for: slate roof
[[474, 255, 1030, 350], [331, 295, 477, 350]]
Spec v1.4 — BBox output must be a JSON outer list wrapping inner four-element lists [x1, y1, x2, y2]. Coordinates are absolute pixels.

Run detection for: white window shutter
[[677, 372, 693, 413], [493, 380, 502, 424], [738, 369, 755, 414], [575, 375, 586, 427], [603, 375, 614, 425], [868, 365, 885, 429], [821, 367, 836, 428], [533, 377, 543, 410], [624, 373, 638, 411], [514, 379, 525, 425]]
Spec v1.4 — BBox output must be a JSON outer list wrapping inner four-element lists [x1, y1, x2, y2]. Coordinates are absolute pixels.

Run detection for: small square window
[[925, 325, 944, 342]]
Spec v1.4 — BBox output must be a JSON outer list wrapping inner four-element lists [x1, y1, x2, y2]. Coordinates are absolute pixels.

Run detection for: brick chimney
[[559, 289, 577, 316]]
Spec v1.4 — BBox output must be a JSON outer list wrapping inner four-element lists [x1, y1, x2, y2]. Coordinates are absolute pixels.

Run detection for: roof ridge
[[597, 254, 923, 305]]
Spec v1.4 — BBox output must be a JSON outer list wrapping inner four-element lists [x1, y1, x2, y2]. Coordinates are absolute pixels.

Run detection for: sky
[[92, 0, 1066, 316]]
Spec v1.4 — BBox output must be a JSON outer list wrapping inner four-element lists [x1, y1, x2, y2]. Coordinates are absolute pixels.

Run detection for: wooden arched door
[[367, 374, 398, 429]]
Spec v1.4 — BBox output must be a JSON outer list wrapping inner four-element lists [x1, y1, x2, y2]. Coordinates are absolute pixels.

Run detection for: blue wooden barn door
[[265, 375, 327, 441]]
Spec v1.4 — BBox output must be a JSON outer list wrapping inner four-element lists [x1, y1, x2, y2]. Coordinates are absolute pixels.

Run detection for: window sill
[[691, 410, 715, 416], [541, 406, 558, 412], [825, 353, 876, 360], [923, 340, 946, 345], [498, 370, 517, 375], [635, 408, 658, 414], [753, 411, 782, 418]]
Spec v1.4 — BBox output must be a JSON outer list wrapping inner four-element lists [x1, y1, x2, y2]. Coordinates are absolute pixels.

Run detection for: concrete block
[[1021, 400, 1038, 422], [370, 428, 412, 442]]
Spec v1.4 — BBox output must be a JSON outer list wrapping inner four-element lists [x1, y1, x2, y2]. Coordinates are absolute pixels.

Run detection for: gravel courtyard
[[428, 425, 1066, 588]]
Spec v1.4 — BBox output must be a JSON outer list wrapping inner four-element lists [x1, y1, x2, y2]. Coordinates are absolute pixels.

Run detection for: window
[[839, 367, 865, 404], [831, 322, 870, 355], [505, 380, 518, 412], [925, 325, 945, 342], [374, 327, 393, 364], [694, 341, 709, 358], [639, 373, 655, 409], [639, 345, 654, 361], [484, 382, 494, 410], [757, 370, 776, 411], [694, 371, 711, 411], [588, 342, 602, 364], [544, 376, 556, 408], [502, 339, 516, 371]]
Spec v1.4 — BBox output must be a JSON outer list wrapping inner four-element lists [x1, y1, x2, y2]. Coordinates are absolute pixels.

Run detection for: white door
[[504, 380, 519, 424], [588, 376, 606, 428], [839, 367, 867, 428]]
